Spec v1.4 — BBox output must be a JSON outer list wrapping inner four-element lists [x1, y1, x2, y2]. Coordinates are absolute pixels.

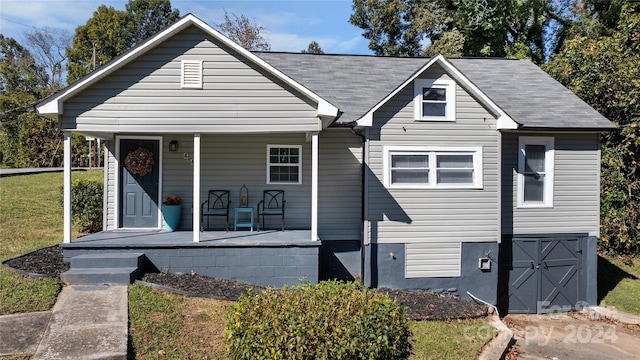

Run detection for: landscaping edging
[[1, 263, 50, 279], [478, 311, 515, 360]]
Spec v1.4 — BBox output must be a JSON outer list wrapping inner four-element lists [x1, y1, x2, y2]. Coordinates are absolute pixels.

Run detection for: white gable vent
[[181, 60, 203, 89]]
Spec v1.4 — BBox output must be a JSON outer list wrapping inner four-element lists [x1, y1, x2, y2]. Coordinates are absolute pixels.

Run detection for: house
[[36, 14, 615, 314]]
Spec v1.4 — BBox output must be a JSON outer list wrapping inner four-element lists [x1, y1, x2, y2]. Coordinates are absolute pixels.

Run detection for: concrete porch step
[[61, 267, 140, 285], [69, 252, 144, 269]]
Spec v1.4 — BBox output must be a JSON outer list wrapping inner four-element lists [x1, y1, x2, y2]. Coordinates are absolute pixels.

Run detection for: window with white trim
[[181, 60, 203, 89], [517, 136, 554, 207], [414, 78, 456, 121], [267, 145, 302, 184], [384, 146, 483, 189]]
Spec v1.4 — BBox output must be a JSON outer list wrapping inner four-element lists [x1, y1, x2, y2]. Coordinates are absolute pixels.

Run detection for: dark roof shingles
[[254, 52, 614, 130]]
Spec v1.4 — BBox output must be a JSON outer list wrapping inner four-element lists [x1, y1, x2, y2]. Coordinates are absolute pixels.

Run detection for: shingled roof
[[254, 52, 615, 130]]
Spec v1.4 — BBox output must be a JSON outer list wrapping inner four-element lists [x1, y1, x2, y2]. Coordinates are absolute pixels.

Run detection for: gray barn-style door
[[119, 139, 160, 228], [499, 238, 581, 314]]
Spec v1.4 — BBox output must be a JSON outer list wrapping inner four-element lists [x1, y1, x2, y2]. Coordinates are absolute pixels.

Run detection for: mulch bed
[[4, 245, 488, 320], [3, 245, 70, 278]]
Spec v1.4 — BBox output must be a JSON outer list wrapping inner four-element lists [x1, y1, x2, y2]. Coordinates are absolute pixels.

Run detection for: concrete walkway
[[507, 308, 640, 360], [0, 285, 128, 360]]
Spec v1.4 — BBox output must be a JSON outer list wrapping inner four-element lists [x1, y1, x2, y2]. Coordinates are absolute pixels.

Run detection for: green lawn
[[129, 284, 495, 360], [0, 170, 103, 314], [410, 317, 495, 360], [598, 254, 640, 315], [6, 171, 640, 358]]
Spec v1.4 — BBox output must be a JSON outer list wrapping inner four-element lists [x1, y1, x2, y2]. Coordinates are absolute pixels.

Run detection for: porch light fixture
[[240, 184, 249, 207], [169, 140, 178, 152]]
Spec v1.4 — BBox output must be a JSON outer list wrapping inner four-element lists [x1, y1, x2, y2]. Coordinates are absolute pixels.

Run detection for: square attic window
[[414, 78, 455, 121]]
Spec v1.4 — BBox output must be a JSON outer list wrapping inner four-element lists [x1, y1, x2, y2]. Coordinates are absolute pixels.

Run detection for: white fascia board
[[36, 16, 198, 116], [355, 56, 440, 127], [317, 99, 339, 118], [36, 14, 339, 120], [355, 54, 520, 130], [186, 16, 338, 118], [358, 113, 373, 127], [497, 115, 518, 129], [37, 100, 62, 117]]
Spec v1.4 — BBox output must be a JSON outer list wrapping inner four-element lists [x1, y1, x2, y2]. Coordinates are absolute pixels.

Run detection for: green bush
[[225, 280, 411, 360], [61, 179, 103, 233]]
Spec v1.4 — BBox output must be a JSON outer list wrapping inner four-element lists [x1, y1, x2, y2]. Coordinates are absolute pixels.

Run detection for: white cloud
[[334, 35, 367, 53], [264, 31, 368, 54], [0, 0, 371, 54], [1, 0, 124, 40]]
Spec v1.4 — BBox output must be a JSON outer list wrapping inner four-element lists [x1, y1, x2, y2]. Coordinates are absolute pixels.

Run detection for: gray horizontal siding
[[318, 129, 362, 240], [405, 242, 462, 277], [174, 133, 311, 230], [105, 141, 116, 230], [367, 65, 499, 244], [502, 133, 601, 236], [104, 131, 363, 237], [61, 26, 320, 133]]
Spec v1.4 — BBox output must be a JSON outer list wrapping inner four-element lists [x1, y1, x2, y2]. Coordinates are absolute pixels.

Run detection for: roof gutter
[[502, 126, 618, 132], [349, 123, 367, 286]]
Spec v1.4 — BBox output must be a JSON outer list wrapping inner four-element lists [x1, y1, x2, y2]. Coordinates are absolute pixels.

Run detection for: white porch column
[[311, 132, 318, 241], [193, 133, 201, 242], [63, 132, 72, 243]]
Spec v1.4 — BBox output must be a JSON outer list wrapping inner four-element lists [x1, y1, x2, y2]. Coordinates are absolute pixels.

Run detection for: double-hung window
[[384, 146, 483, 189], [414, 79, 456, 121], [517, 137, 554, 207], [267, 145, 302, 184]]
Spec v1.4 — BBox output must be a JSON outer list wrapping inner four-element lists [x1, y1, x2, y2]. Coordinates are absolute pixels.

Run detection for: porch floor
[[60, 230, 320, 287], [61, 230, 317, 248]]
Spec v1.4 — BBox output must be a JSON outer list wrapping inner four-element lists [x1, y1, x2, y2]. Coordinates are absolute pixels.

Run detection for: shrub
[[225, 280, 411, 360], [61, 179, 103, 233]]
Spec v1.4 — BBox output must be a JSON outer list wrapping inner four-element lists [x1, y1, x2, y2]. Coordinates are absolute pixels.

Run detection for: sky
[[0, 0, 373, 55]]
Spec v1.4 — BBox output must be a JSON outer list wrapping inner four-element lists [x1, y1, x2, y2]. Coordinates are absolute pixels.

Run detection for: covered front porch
[[62, 230, 320, 287], [61, 132, 322, 244]]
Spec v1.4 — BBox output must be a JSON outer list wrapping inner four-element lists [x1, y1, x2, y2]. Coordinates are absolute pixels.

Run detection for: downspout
[[350, 124, 367, 286]]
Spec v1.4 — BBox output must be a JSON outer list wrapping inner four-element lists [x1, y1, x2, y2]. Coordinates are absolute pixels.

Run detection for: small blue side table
[[234, 207, 254, 231]]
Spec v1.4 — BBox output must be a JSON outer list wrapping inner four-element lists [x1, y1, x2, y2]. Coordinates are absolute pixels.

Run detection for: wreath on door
[[125, 147, 154, 176]]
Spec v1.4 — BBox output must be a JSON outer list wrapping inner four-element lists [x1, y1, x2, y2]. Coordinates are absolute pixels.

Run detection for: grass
[[598, 254, 640, 315], [410, 317, 495, 360], [0, 170, 103, 315], [7, 171, 639, 357], [128, 284, 230, 359], [129, 284, 495, 359]]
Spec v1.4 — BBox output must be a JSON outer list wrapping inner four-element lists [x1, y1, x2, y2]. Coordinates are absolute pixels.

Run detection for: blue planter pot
[[162, 205, 182, 232]]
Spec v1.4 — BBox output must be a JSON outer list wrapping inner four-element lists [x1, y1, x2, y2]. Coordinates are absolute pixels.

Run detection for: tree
[[349, 0, 580, 63], [66, 5, 130, 83], [216, 11, 271, 51], [453, 0, 511, 57], [545, 3, 640, 254], [16, 112, 63, 167], [66, 0, 179, 84], [349, 0, 444, 56], [0, 35, 58, 167], [25, 27, 72, 90], [125, 0, 180, 46], [302, 41, 324, 54]]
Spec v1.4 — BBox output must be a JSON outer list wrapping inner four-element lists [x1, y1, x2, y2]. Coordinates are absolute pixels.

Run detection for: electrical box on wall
[[478, 257, 491, 271]]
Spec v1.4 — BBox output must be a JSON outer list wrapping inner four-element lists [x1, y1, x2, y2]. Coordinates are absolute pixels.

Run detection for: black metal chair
[[257, 190, 285, 231], [201, 190, 231, 231]]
